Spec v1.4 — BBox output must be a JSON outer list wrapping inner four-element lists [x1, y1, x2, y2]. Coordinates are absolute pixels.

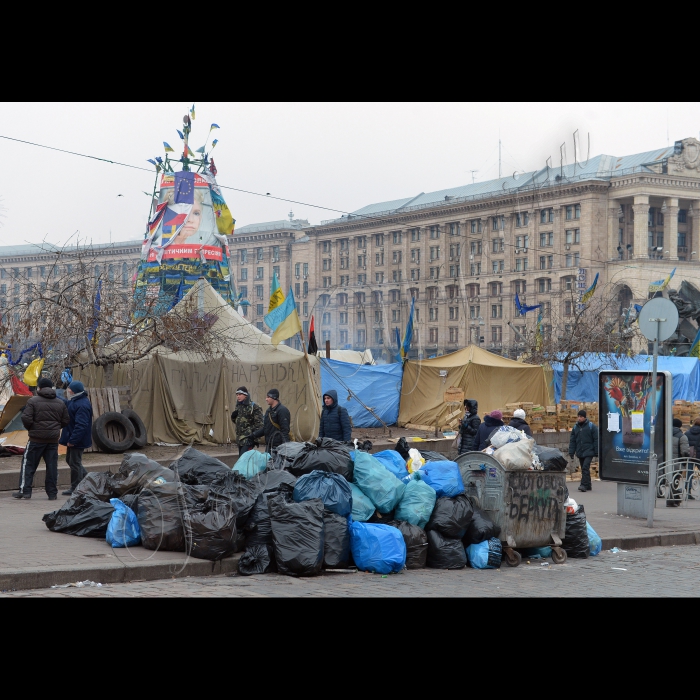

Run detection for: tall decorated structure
[[133, 107, 245, 317]]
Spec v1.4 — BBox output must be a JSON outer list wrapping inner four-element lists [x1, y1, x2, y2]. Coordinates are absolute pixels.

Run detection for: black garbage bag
[[137, 481, 196, 551], [293, 470, 353, 516], [114, 453, 175, 496], [253, 468, 297, 494], [287, 438, 354, 481], [368, 508, 395, 524], [238, 544, 277, 576], [426, 529, 467, 569], [184, 491, 238, 561], [245, 490, 292, 547], [419, 450, 445, 462], [73, 471, 119, 502], [426, 494, 474, 538], [355, 440, 373, 453], [269, 495, 325, 576], [209, 470, 261, 527], [170, 447, 230, 485], [387, 520, 428, 569], [120, 493, 139, 514], [395, 437, 411, 461], [323, 510, 351, 568], [534, 445, 568, 472], [562, 504, 590, 559], [462, 505, 501, 546], [43, 494, 115, 537], [271, 442, 306, 470]]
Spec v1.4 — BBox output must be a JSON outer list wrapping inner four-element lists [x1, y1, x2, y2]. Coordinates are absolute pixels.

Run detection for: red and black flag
[[307, 315, 318, 355]]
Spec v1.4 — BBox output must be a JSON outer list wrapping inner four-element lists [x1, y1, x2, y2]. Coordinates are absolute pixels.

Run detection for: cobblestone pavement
[[4, 544, 700, 597]]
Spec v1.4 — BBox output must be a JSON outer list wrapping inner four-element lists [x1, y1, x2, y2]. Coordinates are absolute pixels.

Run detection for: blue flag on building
[[398, 296, 415, 361]]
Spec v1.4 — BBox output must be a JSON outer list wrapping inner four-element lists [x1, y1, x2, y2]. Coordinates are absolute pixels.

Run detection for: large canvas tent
[[320, 358, 402, 428], [551, 354, 700, 403], [398, 345, 551, 427], [79, 280, 322, 445], [316, 349, 375, 365]]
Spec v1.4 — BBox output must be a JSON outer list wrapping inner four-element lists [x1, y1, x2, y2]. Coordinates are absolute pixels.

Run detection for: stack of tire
[[91, 409, 148, 454]]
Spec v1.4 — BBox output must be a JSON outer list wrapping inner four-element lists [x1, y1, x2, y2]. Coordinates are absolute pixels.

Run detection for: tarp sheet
[[320, 358, 402, 427], [551, 354, 700, 403], [78, 280, 322, 445], [316, 349, 375, 365], [398, 345, 551, 427]]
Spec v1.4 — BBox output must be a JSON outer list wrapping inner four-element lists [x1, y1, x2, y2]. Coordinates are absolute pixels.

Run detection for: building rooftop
[[0, 239, 143, 258], [235, 219, 309, 235], [319, 145, 675, 225]]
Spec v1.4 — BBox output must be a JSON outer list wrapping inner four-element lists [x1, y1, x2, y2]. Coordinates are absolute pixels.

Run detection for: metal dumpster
[[456, 451, 568, 567]]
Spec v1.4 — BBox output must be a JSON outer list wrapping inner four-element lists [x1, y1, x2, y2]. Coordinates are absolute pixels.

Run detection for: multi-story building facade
[[0, 240, 142, 324], [229, 137, 700, 360]]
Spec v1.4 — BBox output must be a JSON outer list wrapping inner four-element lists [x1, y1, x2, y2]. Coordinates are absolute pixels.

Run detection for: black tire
[[504, 549, 521, 567], [92, 411, 135, 453], [551, 547, 567, 565], [122, 409, 147, 448]]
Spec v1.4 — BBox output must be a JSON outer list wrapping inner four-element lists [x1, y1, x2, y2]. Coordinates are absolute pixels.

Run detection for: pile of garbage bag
[[42, 440, 532, 576]]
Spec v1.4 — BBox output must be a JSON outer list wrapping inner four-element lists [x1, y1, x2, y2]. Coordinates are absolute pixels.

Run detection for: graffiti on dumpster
[[506, 472, 562, 528]]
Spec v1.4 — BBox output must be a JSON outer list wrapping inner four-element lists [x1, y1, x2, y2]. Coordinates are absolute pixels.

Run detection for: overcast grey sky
[[1, 102, 699, 247]]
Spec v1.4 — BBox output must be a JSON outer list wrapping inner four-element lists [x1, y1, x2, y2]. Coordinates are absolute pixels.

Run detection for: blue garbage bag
[[233, 450, 270, 479], [349, 520, 406, 574], [522, 546, 552, 559], [586, 521, 602, 556], [466, 537, 502, 569], [351, 484, 375, 521], [414, 460, 464, 498], [353, 451, 406, 513], [293, 470, 353, 516], [106, 498, 141, 548], [394, 478, 436, 528], [373, 450, 409, 480]]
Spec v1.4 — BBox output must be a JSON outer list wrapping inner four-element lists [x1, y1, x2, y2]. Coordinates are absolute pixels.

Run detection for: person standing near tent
[[230, 386, 263, 456], [667, 418, 690, 507], [13, 377, 69, 500], [253, 388, 291, 453], [459, 399, 481, 453], [59, 381, 92, 495], [685, 417, 700, 499], [475, 410, 505, 451], [319, 389, 352, 442], [509, 409, 533, 438], [569, 409, 598, 493]]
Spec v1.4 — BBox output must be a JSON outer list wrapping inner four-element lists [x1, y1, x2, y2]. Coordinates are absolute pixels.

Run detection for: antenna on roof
[[470, 170, 478, 184], [288, 210, 294, 222]]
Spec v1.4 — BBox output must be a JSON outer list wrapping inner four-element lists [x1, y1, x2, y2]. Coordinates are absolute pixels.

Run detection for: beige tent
[[315, 349, 375, 365], [398, 345, 551, 428], [79, 280, 322, 445]]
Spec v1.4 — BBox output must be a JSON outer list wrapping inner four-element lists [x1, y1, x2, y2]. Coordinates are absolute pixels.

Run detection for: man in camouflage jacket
[[230, 386, 263, 456]]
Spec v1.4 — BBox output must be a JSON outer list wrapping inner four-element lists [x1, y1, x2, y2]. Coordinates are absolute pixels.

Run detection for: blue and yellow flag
[[190, 104, 196, 121], [649, 267, 676, 294], [209, 182, 235, 235], [398, 296, 415, 360], [163, 142, 174, 152], [581, 272, 599, 304], [690, 327, 700, 359], [264, 283, 302, 345]]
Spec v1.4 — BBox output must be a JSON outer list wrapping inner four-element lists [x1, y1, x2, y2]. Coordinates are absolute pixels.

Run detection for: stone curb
[[600, 530, 700, 551], [0, 553, 242, 592]]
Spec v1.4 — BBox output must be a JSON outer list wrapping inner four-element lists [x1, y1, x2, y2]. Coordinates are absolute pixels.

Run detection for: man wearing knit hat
[[13, 377, 69, 500], [569, 409, 598, 492], [253, 388, 292, 453], [230, 386, 263, 456], [475, 409, 505, 451], [509, 409, 533, 438], [59, 381, 93, 495]]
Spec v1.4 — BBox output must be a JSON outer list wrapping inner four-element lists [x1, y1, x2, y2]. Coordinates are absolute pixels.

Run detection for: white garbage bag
[[490, 425, 526, 449], [493, 438, 535, 470]]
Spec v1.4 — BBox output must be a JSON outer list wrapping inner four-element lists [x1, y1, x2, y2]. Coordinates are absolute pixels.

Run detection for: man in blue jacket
[[319, 389, 352, 442], [59, 381, 93, 495]]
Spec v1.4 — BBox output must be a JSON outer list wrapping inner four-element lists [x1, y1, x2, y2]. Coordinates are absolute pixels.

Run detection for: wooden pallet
[[85, 387, 122, 453]]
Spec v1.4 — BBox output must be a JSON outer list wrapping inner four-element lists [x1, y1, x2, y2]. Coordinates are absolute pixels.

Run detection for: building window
[[450, 264, 460, 277], [566, 254, 573, 268], [374, 309, 383, 323], [563, 276, 575, 291], [303, 302, 309, 315], [322, 312, 331, 325], [303, 263, 309, 277], [429, 225, 440, 239], [514, 280, 526, 294], [540, 208, 554, 223], [450, 222, 460, 236], [339, 312, 348, 324], [411, 269, 420, 281], [256, 267, 264, 279], [357, 254, 366, 267], [239, 286, 247, 298], [491, 326, 502, 342], [515, 212, 529, 227], [491, 304, 502, 318], [295, 283, 300, 297], [340, 257, 348, 269], [410, 228, 420, 242], [323, 277, 332, 287], [679, 231, 687, 247], [449, 327, 458, 343], [411, 249, 420, 263], [357, 310, 365, 323], [374, 233, 384, 246], [273, 266, 280, 278], [392, 231, 402, 244], [322, 241, 331, 253], [565, 229, 581, 244], [375, 252, 384, 266], [240, 249, 248, 263], [537, 278, 552, 293], [122, 263, 128, 286], [390, 289, 401, 303], [374, 329, 384, 345], [272, 246, 280, 262], [392, 309, 401, 322], [256, 285, 264, 298], [392, 270, 402, 282], [303, 281, 308, 295], [240, 268, 248, 281], [357, 329, 366, 345], [323, 259, 332, 270], [564, 300, 573, 316], [523, 258, 529, 271], [358, 274, 366, 284], [470, 241, 482, 255], [375, 272, 384, 283], [449, 306, 459, 320], [393, 251, 402, 263], [257, 303, 264, 316], [430, 246, 440, 261], [340, 330, 348, 344], [340, 238, 349, 251], [540, 231, 554, 247], [256, 248, 263, 261], [337, 293, 347, 306], [679, 209, 688, 224], [429, 307, 438, 321], [356, 236, 367, 249], [322, 331, 331, 342], [542, 301, 551, 317], [428, 287, 438, 300], [430, 267, 439, 279], [470, 305, 480, 318], [429, 328, 438, 344], [515, 258, 522, 272], [341, 275, 350, 285], [468, 284, 480, 298]]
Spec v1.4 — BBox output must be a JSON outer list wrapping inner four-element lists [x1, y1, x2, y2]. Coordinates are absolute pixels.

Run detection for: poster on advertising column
[[598, 370, 672, 484]]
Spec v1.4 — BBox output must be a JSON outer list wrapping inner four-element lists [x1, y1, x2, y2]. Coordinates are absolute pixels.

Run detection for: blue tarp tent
[[551, 354, 700, 403], [320, 358, 403, 427]]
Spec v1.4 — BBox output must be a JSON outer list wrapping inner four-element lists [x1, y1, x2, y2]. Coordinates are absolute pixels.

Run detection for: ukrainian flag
[[649, 267, 676, 293], [581, 272, 599, 304], [264, 279, 301, 345], [399, 296, 415, 360], [209, 185, 235, 235], [690, 327, 700, 359], [163, 142, 175, 153]]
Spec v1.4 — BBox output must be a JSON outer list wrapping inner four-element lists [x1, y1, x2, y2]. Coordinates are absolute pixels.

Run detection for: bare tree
[[0, 239, 236, 386], [511, 281, 642, 400]]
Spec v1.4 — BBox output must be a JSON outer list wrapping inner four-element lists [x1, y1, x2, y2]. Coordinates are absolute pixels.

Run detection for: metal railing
[[656, 458, 700, 505]]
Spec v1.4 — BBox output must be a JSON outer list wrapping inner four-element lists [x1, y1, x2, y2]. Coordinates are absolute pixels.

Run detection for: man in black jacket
[[459, 399, 481, 453], [569, 409, 598, 493], [13, 377, 70, 500], [509, 409, 533, 438], [319, 389, 352, 442], [475, 410, 505, 451], [253, 388, 291, 453]]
